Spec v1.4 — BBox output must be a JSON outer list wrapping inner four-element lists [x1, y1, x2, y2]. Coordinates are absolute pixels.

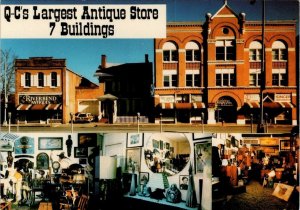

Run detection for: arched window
[[38, 72, 44, 87], [249, 41, 262, 61], [185, 41, 200, 62], [272, 41, 287, 61], [51, 72, 58, 87], [25, 72, 31, 87], [162, 41, 178, 62]]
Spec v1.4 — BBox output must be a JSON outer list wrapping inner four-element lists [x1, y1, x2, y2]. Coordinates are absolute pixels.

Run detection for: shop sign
[[244, 94, 259, 102], [260, 138, 278, 146], [275, 94, 291, 102], [160, 95, 175, 103], [19, 95, 62, 104], [216, 99, 234, 106]]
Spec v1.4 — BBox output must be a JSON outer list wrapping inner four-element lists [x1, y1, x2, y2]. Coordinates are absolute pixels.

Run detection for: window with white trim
[[272, 69, 287, 86], [186, 70, 200, 87], [272, 41, 287, 61], [163, 70, 177, 87], [216, 69, 235, 87], [25, 72, 31, 87], [249, 69, 261, 86], [162, 42, 178, 62], [185, 41, 201, 62], [216, 40, 235, 61], [51, 72, 58, 87], [249, 41, 262, 61], [38, 72, 44, 87]]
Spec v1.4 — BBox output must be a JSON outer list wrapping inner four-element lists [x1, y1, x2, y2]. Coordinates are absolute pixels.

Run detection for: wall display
[[78, 133, 97, 147], [194, 142, 211, 174], [36, 152, 50, 170], [126, 133, 144, 148], [179, 175, 189, 190], [126, 147, 141, 172], [74, 147, 88, 158], [38, 137, 63, 150], [0, 138, 14, 152], [15, 136, 34, 154], [280, 140, 291, 151]]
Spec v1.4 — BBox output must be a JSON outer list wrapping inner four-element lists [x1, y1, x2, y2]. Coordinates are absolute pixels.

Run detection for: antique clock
[[52, 161, 61, 174]]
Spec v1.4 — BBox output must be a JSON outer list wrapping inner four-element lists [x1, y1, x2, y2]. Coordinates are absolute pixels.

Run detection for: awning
[[31, 104, 47, 110], [245, 101, 294, 109], [175, 103, 193, 109], [192, 102, 206, 109], [45, 104, 62, 110], [17, 104, 32, 110], [159, 103, 174, 109], [98, 94, 118, 101]]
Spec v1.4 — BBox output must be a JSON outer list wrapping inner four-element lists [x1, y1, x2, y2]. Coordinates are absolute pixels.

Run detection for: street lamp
[[70, 112, 74, 133], [137, 112, 140, 134], [8, 112, 11, 133], [201, 112, 205, 133], [251, 0, 266, 133], [160, 113, 163, 133], [250, 114, 254, 133]]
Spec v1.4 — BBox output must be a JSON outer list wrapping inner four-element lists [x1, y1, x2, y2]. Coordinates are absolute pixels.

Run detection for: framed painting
[[15, 136, 34, 154], [38, 137, 63, 150], [280, 140, 290, 151], [127, 133, 144, 148], [194, 142, 211, 174], [125, 147, 141, 172], [36, 152, 49, 170], [139, 172, 149, 185], [152, 139, 159, 149], [0, 139, 14, 152], [74, 147, 88, 158], [179, 175, 189, 190], [78, 133, 97, 147]]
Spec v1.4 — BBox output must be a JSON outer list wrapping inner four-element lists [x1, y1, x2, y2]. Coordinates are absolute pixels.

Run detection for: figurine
[[166, 184, 181, 203]]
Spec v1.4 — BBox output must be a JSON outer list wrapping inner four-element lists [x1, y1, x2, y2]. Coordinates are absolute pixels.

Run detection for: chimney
[[145, 54, 149, 63], [101, 54, 107, 69]]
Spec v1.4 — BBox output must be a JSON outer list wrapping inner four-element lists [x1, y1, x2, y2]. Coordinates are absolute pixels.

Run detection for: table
[[38, 202, 52, 210]]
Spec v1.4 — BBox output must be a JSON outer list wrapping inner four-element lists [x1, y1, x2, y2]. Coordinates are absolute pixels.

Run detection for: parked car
[[74, 113, 94, 123]]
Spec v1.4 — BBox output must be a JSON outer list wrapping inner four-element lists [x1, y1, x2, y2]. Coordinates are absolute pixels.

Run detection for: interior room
[[0, 132, 212, 210], [211, 132, 299, 210]]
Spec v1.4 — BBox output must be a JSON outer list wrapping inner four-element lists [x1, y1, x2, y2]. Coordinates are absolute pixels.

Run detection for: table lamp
[[99, 156, 117, 201]]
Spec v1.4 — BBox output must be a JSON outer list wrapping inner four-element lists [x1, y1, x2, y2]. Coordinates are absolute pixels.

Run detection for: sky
[[1, 0, 299, 83]]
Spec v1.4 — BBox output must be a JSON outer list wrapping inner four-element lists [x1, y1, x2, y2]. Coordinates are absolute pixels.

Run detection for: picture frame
[[166, 142, 170, 150], [74, 147, 88, 158], [280, 140, 291, 151], [38, 137, 63, 150], [78, 133, 97, 147], [179, 175, 189, 190], [15, 136, 34, 154], [0, 139, 14, 152], [126, 147, 141, 172], [139, 172, 149, 185], [152, 139, 159, 149], [194, 142, 211, 174], [126, 133, 144, 148], [159, 140, 164, 150], [36, 152, 50, 170]]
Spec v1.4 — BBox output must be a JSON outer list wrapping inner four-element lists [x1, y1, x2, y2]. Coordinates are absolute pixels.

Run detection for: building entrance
[[216, 96, 237, 123]]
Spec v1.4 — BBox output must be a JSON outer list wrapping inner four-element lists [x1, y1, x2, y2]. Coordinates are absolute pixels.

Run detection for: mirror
[[144, 133, 190, 176]]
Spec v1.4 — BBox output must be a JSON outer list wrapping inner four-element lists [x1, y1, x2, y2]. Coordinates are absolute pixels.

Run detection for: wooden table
[[38, 202, 52, 210]]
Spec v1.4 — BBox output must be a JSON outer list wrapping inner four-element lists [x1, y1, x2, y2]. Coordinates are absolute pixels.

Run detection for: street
[[0, 122, 295, 134]]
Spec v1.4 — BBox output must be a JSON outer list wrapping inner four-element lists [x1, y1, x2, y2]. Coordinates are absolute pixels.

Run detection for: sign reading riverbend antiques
[[19, 95, 62, 104]]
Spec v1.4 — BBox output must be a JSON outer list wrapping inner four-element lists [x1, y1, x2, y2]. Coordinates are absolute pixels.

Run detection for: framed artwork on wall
[[179, 175, 189, 190], [38, 137, 63, 150], [74, 147, 88, 158], [126, 147, 141, 172], [194, 142, 211, 174], [139, 172, 149, 185], [36, 152, 49, 170], [15, 136, 34, 154], [78, 133, 97, 147], [280, 140, 291, 151], [127, 133, 144, 148], [0, 139, 14, 152]]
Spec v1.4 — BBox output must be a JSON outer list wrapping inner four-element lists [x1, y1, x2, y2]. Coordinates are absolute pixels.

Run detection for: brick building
[[15, 57, 101, 124], [154, 2, 297, 125]]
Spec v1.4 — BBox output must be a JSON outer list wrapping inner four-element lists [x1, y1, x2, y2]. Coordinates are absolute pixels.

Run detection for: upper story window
[[249, 69, 261, 87], [163, 70, 177, 87], [272, 69, 287, 86], [163, 41, 178, 62], [185, 41, 201, 62], [25, 72, 31, 87], [216, 69, 235, 87], [272, 41, 287, 61], [51, 72, 58, 87], [216, 40, 235, 61], [38, 72, 44, 87], [249, 41, 262, 61], [186, 70, 200, 87]]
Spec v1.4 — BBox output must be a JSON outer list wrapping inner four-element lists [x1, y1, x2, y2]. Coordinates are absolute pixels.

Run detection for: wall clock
[[52, 161, 60, 174]]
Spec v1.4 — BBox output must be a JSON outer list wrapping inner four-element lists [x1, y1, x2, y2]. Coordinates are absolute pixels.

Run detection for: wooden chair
[[60, 194, 89, 210]]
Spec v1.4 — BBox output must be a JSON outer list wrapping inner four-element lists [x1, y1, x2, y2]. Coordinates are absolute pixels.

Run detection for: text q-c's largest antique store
[[154, 2, 297, 125]]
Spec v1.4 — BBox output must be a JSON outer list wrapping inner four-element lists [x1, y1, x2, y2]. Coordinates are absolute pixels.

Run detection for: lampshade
[[221, 159, 228, 166], [100, 156, 117, 179]]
